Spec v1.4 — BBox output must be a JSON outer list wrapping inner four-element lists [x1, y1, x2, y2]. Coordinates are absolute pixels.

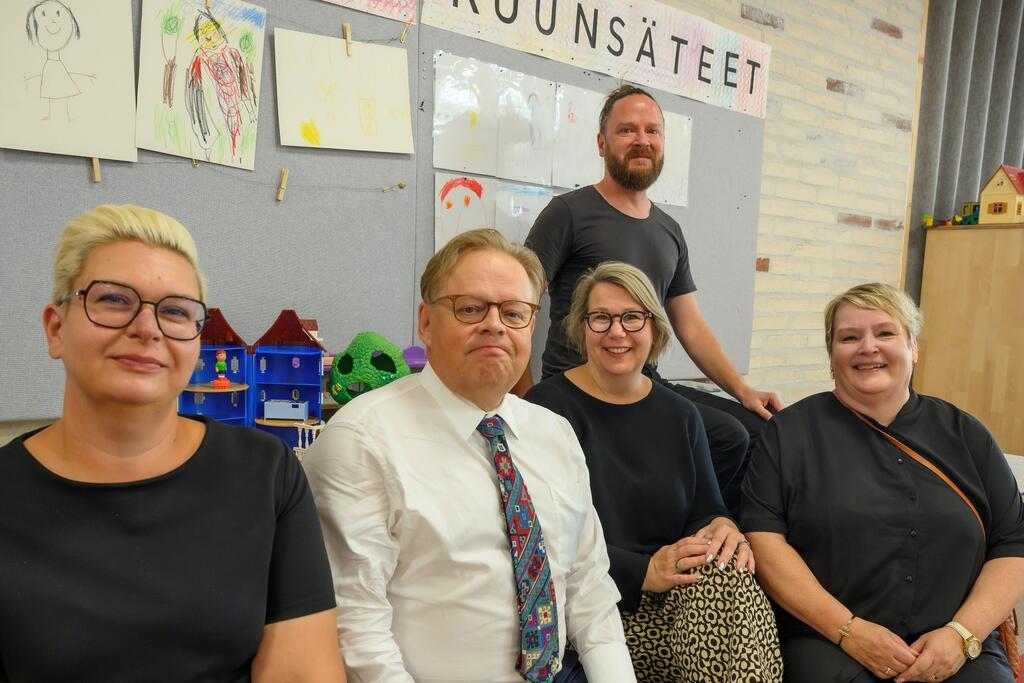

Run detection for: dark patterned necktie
[[476, 415, 560, 683]]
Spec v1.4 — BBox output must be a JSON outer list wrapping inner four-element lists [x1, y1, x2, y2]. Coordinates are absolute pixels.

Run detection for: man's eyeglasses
[[60, 280, 208, 341], [432, 294, 539, 329], [584, 310, 653, 333]]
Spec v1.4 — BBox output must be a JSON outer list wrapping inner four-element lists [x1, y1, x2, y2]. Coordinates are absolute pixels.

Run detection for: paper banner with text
[[422, 0, 770, 118], [320, 0, 416, 24]]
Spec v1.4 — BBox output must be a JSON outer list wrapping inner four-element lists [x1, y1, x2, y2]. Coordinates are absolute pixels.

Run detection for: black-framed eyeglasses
[[60, 280, 208, 341], [584, 310, 653, 333], [431, 294, 539, 329]]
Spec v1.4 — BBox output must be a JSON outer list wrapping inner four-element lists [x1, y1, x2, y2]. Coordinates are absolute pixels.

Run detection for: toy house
[[978, 164, 1024, 224], [179, 308, 250, 425], [251, 310, 326, 447]]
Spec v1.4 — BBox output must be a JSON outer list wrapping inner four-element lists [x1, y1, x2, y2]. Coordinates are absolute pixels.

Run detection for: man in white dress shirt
[[303, 229, 635, 683]]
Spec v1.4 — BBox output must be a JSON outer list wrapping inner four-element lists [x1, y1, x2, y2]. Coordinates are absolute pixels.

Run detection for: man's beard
[[605, 148, 664, 191]]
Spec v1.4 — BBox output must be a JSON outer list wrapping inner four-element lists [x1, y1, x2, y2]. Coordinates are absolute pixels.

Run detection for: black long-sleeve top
[[525, 373, 728, 612], [741, 391, 1024, 642]]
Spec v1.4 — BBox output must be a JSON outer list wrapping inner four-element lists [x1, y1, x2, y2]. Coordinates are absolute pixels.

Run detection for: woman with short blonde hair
[[527, 261, 781, 682], [744, 282, 1024, 683], [0, 205, 346, 683]]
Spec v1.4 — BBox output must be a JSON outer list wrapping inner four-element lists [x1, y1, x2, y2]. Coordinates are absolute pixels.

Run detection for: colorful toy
[[922, 214, 934, 227], [212, 348, 230, 388], [330, 332, 411, 405], [960, 202, 979, 225]]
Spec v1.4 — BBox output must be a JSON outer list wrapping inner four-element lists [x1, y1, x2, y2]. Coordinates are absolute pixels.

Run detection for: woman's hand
[[839, 617, 919, 679], [695, 517, 756, 575], [641, 537, 710, 593], [894, 628, 966, 682]]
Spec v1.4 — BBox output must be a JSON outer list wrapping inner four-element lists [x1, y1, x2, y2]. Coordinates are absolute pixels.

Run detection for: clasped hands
[[642, 517, 755, 593], [839, 617, 967, 682]]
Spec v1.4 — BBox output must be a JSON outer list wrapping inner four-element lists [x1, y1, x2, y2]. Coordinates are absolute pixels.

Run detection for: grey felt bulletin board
[[0, 0, 763, 421]]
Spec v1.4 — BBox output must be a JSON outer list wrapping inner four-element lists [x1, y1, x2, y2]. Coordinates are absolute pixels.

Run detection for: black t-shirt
[[525, 186, 697, 378], [525, 374, 727, 612], [741, 391, 1024, 641], [0, 417, 337, 683]]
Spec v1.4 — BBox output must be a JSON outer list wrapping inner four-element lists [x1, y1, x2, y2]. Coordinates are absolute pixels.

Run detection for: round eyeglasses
[[584, 310, 653, 333], [432, 294, 539, 329], [61, 280, 208, 341]]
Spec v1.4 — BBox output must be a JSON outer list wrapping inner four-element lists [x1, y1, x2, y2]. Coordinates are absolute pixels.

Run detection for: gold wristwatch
[[944, 621, 982, 660]]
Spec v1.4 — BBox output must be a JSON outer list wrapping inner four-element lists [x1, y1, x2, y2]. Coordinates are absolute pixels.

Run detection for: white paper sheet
[[136, 0, 266, 170], [495, 181, 554, 244], [495, 70, 555, 186], [274, 29, 413, 154], [434, 172, 496, 251], [0, 0, 137, 161], [648, 112, 693, 207], [552, 84, 605, 190], [432, 52, 499, 176]]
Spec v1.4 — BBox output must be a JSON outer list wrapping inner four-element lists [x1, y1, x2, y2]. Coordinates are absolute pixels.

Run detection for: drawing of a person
[[185, 9, 257, 162], [438, 177, 489, 246], [24, 0, 93, 122]]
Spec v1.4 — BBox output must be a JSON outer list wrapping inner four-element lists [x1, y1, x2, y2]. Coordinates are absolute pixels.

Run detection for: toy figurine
[[212, 348, 230, 388], [922, 214, 934, 227]]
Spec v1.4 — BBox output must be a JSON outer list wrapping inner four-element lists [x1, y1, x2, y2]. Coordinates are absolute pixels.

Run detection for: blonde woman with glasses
[[0, 205, 346, 683], [525, 261, 781, 682]]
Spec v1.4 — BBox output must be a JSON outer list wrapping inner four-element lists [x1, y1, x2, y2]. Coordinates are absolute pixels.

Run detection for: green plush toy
[[329, 331, 411, 404]]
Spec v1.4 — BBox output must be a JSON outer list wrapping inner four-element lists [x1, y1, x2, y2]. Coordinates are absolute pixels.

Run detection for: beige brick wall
[[662, 0, 923, 404]]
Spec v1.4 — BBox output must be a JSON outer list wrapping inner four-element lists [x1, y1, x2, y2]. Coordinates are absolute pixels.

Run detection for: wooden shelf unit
[[914, 223, 1024, 454]]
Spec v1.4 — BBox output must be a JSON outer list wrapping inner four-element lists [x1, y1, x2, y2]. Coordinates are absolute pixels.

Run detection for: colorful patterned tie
[[477, 415, 560, 683]]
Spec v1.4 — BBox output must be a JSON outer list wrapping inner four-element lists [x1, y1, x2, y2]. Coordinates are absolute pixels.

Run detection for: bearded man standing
[[522, 85, 782, 514]]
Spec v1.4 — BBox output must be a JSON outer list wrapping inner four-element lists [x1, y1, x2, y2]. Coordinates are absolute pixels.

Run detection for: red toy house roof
[[253, 309, 326, 351], [986, 164, 1024, 194], [200, 308, 248, 347]]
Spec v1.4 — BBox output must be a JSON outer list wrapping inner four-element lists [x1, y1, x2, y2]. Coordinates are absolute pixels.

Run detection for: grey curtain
[[906, 0, 1024, 301]]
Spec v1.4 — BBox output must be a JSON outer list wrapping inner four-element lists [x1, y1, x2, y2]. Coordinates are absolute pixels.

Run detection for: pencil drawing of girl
[[24, 0, 94, 122]]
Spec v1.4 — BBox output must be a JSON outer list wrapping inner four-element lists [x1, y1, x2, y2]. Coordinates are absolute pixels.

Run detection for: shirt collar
[[419, 363, 521, 442]]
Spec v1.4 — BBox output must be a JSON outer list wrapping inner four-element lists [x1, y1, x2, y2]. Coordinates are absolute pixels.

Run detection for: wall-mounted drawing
[[136, 0, 266, 170], [495, 181, 553, 245], [274, 28, 413, 154], [648, 111, 693, 208], [0, 0, 137, 161], [434, 172, 495, 251], [433, 52, 499, 177], [552, 84, 604, 190], [495, 70, 555, 186]]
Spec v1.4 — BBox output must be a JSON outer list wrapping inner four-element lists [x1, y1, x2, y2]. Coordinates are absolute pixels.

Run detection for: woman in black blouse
[[743, 282, 1024, 683], [526, 261, 781, 682], [0, 205, 346, 682]]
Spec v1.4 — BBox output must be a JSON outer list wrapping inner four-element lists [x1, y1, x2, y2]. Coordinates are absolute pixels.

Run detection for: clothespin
[[205, 0, 212, 8], [343, 23, 352, 57], [91, 158, 101, 183], [276, 168, 289, 201], [191, 158, 200, 168], [400, 17, 414, 44]]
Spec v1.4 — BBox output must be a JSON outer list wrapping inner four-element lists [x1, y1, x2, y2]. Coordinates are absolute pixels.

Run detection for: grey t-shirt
[[525, 186, 696, 378]]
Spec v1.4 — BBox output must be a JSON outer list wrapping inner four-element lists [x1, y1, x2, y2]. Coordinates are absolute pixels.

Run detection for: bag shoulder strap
[[839, 398, 985, 537]]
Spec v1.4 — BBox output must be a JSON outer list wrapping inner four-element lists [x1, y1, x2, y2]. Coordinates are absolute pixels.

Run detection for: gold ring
[[673, 559, 680, 572], [737, 540, 751, 547]]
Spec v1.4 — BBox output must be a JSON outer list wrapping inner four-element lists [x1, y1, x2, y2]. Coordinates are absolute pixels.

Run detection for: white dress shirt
[[303, 364, 635, 683]]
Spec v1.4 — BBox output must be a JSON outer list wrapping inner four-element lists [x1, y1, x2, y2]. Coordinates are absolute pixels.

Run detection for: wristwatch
[[944, 621, 982, 660]]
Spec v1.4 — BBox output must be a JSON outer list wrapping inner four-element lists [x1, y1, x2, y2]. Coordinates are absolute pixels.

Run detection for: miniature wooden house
[[979, 164, 1024, 224]]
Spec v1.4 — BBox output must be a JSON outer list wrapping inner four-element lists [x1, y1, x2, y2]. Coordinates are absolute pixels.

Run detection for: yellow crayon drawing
[[301, 119, 321, 145]]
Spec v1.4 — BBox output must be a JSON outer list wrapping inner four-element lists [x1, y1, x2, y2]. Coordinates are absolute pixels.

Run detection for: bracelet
[[837, 615, 855, 647]]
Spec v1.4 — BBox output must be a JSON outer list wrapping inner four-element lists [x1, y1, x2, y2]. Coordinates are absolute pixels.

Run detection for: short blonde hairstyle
[[565, 261, 672, 363], [824, 282, 922, 355], [52, 205, 208, 305], [420, 228, 545, 303]]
